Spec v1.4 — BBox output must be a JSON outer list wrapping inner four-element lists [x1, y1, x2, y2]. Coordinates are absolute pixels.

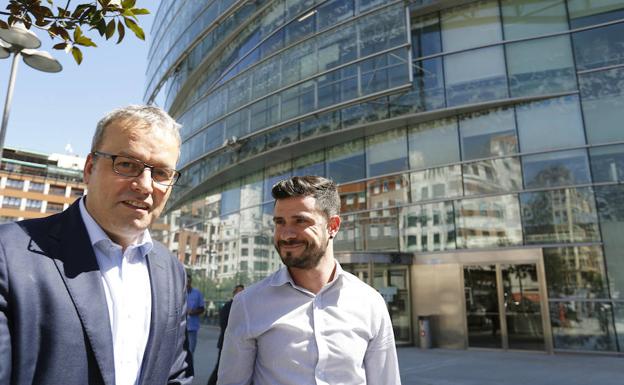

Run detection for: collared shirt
[[186, 287, 204, 332], [79, 198, 153, 385], [218, 262, 401, 385]]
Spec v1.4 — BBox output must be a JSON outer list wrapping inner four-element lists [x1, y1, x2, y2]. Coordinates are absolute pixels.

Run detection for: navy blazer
[[0, 200, 193, 385]]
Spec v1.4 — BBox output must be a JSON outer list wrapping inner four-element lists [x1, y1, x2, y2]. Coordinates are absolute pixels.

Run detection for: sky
[[0, 1, 155, 158]]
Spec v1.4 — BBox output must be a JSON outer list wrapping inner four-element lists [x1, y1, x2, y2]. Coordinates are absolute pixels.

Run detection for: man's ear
[[327, 215, 341, 239], [83, 153, 95, 184]]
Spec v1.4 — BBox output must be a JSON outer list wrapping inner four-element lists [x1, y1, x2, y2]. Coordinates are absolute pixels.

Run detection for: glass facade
[[148, 0, 624, 353]]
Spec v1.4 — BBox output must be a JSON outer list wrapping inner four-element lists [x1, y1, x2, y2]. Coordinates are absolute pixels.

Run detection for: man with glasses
[[0, 105, 193, 385]]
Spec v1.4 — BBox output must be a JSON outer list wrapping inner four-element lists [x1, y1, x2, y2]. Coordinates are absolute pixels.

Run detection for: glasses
[[93, 151, 181, 186]]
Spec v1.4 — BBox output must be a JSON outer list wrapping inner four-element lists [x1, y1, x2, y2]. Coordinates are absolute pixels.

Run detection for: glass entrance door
[[464, 263, 547, 351]]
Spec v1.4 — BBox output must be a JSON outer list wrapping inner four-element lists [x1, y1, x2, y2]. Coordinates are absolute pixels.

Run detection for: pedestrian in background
[[0, 105, 193, 384], [217, 175, 401, 385], [207, 284, 244, 385], [187, 274, 206, 356]]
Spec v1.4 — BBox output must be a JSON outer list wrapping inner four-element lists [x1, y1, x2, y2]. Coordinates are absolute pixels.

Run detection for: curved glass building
[[146, 0, 624, 353]]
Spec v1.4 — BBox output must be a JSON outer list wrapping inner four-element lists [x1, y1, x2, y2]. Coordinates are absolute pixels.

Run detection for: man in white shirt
[[217, 175, 401, 385], [0, 105, 193, 385]]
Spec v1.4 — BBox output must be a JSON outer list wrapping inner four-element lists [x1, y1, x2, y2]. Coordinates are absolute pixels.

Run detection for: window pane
[[455, 195, 523, 249], [501, 0, 568, 40], [357, 209, 399, 251], [520, 187, 600, 244], [614, 303, 624, 352], [389, 58, 445, 116], [400, 202, 456, 252], [335, 213, 356, 251], [543, 246, 608, 299], [293, 150, 325, 177], [549, 301, 617, 351], [410, 13, 441, 58], [506, 36, 576, 98], [358, 4, 406, 57], [444, 46, 508, 107], [317, 23, 357, 72], [367, 175, 409, 210], [366, 128, 408, 177], [522, 149, 591, 189], [595, 185, 624, 300], [459, 106, 517, 160], [299, 110, 341, 139], [408, 118, 460, 169], [572, 22, 624, 71], [590, 145, 624, 183], [463, 157, 522, 195], [568, 0, 624, 28], [317, 0, 354, 31], [410, 165, 463, 202], [339, 181, 367, 212], [440, 0, 502, 52], [327, 139, 366, 183], [263, 162, 292, 202], [220, 181, 241, 216], [240, 172, 264, 209], [516, 95, 585, 152], [579, 67, 624, 144], [266, 124, 298, 151]]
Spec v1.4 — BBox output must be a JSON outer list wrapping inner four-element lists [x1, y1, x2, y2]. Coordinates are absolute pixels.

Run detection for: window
[[48, 185, 66, 196], [28, 182, 45, 192], [410, 165, 462, 202], [327, 140, 366, 184], [5, 178, 24, 190], [2, 196, 21, 208], [501, 0, 568, 40], [440, 0, 502, 52], [522, 149, 591, 188], [455, 195, 522, 248], [71, 188, 84, 197], [463, 158, 522, 195], [590, 145, 624, 183], [366, 128, 408, 177], [579, 67, 624, 144], [459, 107, 517, 160], [25, 199, 42, 212], [409, 118, 460, 169]]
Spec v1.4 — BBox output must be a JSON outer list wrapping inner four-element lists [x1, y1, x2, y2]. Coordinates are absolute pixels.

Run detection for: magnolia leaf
[[131, 8, 150, 15], [72, 46, 83, 64], [124, 17, 144, 40], [53, 42, 68, 50], [122, 0, 137, 9], [105, 19, 115, 39], [116, 21, 125, 44]]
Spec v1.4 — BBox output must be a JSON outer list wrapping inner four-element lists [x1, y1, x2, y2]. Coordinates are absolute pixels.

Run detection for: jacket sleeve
[[167, 265, 194, 384], [0, 239, 11, 385]]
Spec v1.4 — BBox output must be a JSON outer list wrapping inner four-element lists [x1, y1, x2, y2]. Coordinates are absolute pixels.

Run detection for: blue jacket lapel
[[50, 202, 116, 385]]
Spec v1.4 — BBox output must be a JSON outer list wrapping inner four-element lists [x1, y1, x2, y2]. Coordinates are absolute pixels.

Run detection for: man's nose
[[278, 226, 297, 240], [132, 167, 154, 193]]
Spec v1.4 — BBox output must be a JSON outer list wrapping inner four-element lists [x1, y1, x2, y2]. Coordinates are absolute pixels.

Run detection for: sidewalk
[[191, 326, 623, 385]]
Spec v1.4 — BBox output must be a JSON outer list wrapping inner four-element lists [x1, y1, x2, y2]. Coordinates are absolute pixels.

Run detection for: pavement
[[190, 325, 623, 385]]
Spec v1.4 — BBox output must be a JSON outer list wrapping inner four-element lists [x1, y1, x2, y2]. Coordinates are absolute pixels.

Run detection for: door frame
[[458, 250, 553, 353]]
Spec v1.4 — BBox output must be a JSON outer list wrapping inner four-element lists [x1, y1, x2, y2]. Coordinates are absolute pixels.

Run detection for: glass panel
[[220, 181, 241, 216], [317, 0, 354, 31], [568, 0, 624, 27], [327, 139, 366, 183], [579, 67, 624, 144], [293, 150, 325, 177], [317, 23, 357, 72], [240, 171, 264, 209], [334, 212, 356, 251], [266, 124, 299, 151], [501, 264, 545, 350], [410, 13, 441, 58], [543, 246, 608, 299], [357, 208, 399, 251], [389, 58, 445, 116], [280, 81, 315, 120], [501, 0, 568, 39], [549, 300, 617, 351], [522, 149, 591, 189], [341, 98, 389, 128], [455, 195, 523, 249], [367, 175, 409, 210], [516, 95, 585, 152], [410, 165, 463, 202], [263, 162, 292, 203], [614, 302, 624, 351], [464, 265, 502, 348], [440, 0, 502, 52], [459, 106, 517, 160], [408, 118, 460, 169], [400, 201, 456, 252], [520, 187, 601, 244], [366, 128, 408, 177], [590, 145, 624, 183], [299, 110, 341, 140], [506, 36, 576, 98], [463, 158, 522, 195], [387, 268, 411, 343], [444, 46, 508, 107], [358, 4, 406, 57], [572, 22, 624, 71], [339, 181, 367, 212], [595, 185, 624, 300]]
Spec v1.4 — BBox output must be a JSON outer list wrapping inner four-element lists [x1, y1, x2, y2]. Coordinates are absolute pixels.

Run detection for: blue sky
[[0, 2, 154, 157]]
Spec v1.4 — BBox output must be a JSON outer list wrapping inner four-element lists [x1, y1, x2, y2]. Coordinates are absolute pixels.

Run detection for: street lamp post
[[0, 23, 62, 160]]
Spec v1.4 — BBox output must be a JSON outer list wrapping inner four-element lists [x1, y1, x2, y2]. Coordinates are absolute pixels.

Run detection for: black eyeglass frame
[[92, 151, 181, 186]]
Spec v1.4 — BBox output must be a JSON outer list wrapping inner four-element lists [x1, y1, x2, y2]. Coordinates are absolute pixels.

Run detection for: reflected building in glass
[[146, 0, 624, 353]]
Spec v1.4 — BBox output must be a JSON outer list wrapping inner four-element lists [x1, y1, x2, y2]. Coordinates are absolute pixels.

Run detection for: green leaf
[[116, 21, 125, 44], [123, 17, 144, 40], [76, 34, 97, 47], [73, 25, 83, 42], [131, 8, 150, 15], [122, 0, 137, 9], [96, 17, 106, 36], [52, 42, 67, 50], [72, 46, 83, 65], [105, 20, 115, 39]]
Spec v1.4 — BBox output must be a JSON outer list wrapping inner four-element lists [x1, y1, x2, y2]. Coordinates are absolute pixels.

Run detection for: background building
[[146, 0, 624, 353], [0, 147, 85, 222]]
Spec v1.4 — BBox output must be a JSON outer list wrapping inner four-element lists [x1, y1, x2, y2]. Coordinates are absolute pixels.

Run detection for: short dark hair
[[271, 175, 340, 217]]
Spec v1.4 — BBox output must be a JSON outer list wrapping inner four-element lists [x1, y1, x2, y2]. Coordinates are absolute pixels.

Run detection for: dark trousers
[[207, 349, 222, 385]]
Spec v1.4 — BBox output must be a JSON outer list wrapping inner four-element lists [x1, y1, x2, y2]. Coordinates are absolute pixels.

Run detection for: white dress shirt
[[218, 261, 401, 385], [79, 198, 153, 385]]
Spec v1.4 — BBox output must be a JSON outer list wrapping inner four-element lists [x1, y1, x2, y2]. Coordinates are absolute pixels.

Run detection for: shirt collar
[[270, 260, 345, 288], [79, 196, 153, 258]]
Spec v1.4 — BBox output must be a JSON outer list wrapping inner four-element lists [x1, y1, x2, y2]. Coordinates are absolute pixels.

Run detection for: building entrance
[[464, 263, 549, 351]]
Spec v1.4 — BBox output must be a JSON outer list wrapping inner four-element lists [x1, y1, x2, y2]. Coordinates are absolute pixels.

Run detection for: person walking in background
[[207, 284, 244, 385], [0, 105, 193, 384], [217, 176, 401, 385], [187, 274, 206, 355]]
